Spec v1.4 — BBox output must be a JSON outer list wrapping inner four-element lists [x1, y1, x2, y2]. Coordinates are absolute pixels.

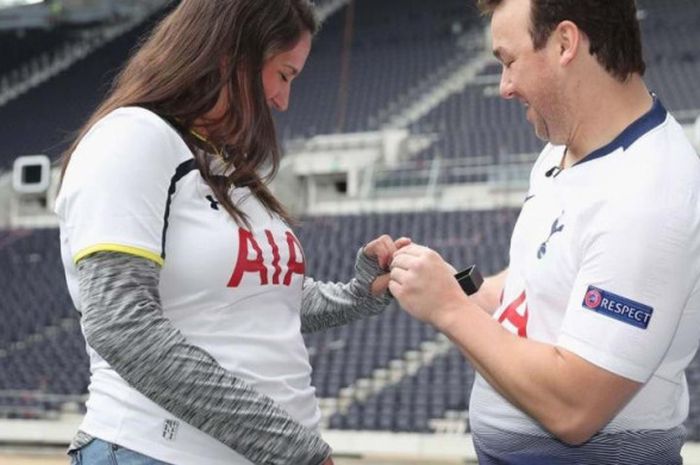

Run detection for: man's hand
[[389, 243, 466, 329]]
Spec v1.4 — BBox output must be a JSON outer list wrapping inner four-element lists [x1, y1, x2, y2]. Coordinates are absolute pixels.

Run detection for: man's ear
[[553, 20, 581, 67]]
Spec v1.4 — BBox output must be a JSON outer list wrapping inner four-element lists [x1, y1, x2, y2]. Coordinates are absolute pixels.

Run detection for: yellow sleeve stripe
[[73, 244, 164, 266]]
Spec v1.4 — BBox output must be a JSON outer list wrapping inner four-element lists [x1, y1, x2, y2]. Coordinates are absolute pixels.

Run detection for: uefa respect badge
[[582, 285, 653, 330]]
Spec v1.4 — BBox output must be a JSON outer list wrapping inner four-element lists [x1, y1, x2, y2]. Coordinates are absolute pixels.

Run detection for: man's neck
[[564, 75, 653, 167]]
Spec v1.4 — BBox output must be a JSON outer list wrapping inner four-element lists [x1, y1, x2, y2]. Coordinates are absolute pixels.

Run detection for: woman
[[56, 1, 407, 464]]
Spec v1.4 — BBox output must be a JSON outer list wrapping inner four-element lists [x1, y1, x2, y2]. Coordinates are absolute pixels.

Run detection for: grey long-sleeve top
[[70, 248, 390, 465]]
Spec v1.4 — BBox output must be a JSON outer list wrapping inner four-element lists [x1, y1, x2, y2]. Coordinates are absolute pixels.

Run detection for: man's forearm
[[436, 297, 640, 445]]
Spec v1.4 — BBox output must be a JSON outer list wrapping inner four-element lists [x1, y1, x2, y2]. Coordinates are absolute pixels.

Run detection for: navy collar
[[574, 97, 667, 167]]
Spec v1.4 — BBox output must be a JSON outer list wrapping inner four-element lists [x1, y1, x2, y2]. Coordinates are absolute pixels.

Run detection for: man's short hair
[[477, 0, 646, 81]]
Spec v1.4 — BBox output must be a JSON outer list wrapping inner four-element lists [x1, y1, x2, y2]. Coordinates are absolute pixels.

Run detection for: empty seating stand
[[1, 0, 700, 439], [2, 209, 700, 438]]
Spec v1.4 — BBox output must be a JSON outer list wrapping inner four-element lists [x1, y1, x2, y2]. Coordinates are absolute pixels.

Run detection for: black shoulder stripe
[[161, 159, 197, 259]]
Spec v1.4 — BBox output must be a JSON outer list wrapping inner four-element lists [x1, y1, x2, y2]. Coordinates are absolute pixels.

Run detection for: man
[[388, 0, 700, 463]]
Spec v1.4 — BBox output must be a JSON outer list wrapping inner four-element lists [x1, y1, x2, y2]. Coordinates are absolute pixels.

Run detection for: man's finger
[[390, 253, 418, 271], [389, 266, 408, 285], [388, 279, 402, 299], [394, 237, 412, 249], [393, 243, 425, 258]]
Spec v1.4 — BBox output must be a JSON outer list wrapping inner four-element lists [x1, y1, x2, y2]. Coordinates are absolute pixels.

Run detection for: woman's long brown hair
[[60, 0, 318, 226]]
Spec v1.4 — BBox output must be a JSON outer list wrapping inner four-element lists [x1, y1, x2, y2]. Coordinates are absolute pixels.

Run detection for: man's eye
[[280, 73, 289, 82]]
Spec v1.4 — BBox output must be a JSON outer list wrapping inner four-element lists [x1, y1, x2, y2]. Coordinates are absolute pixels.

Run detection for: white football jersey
[[56, 107, 319, 465], [470, 99, 700, 456]]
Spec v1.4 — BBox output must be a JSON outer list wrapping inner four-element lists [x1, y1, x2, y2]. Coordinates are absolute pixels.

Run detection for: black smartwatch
[[454, 265, 484, 296]]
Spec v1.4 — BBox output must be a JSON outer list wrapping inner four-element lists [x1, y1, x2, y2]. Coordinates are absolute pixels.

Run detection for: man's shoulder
[[634, 113, 698, 164]]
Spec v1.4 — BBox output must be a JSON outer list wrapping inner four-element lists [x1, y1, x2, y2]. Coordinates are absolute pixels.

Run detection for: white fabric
[[56, 107, 319, 465], [470, 101, 700, 437]]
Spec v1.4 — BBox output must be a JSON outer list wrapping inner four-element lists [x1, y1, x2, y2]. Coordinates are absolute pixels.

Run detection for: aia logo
[[227, 228, 305, 287], [498, 290, 528, 338]]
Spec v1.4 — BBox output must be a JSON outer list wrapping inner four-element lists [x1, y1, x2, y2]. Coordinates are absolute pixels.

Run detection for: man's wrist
[[432, 296, 472, 334]]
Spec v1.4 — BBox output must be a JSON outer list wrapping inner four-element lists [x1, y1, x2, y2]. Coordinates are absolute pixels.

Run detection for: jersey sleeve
[[557, 195, 695, 383], [57, 108, 190, 266]]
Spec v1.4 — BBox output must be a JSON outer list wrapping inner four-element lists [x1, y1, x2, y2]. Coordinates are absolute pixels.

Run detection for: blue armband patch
[[582, 285, 653, 329]]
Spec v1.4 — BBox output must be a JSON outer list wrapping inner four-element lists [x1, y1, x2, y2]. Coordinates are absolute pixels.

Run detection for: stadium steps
[[0, 317, 78, 358], [379, 50, 494, 131], [318, 332, 455, 427]]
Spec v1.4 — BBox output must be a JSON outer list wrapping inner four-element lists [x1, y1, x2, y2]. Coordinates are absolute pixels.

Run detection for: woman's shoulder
[[88, 106, 182, 142], [69, 106, 193, 181], [77, 106, 191, 163]]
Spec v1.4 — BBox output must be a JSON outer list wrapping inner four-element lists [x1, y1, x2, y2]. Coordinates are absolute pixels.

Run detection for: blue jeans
[[69, 438, 172, 465]]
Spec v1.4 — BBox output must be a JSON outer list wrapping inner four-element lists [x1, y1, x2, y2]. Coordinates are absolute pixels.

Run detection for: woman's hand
[[362, 235, 412, 296]]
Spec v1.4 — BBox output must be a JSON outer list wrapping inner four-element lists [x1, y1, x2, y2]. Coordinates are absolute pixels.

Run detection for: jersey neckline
[[573, 96, 667, 168]]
